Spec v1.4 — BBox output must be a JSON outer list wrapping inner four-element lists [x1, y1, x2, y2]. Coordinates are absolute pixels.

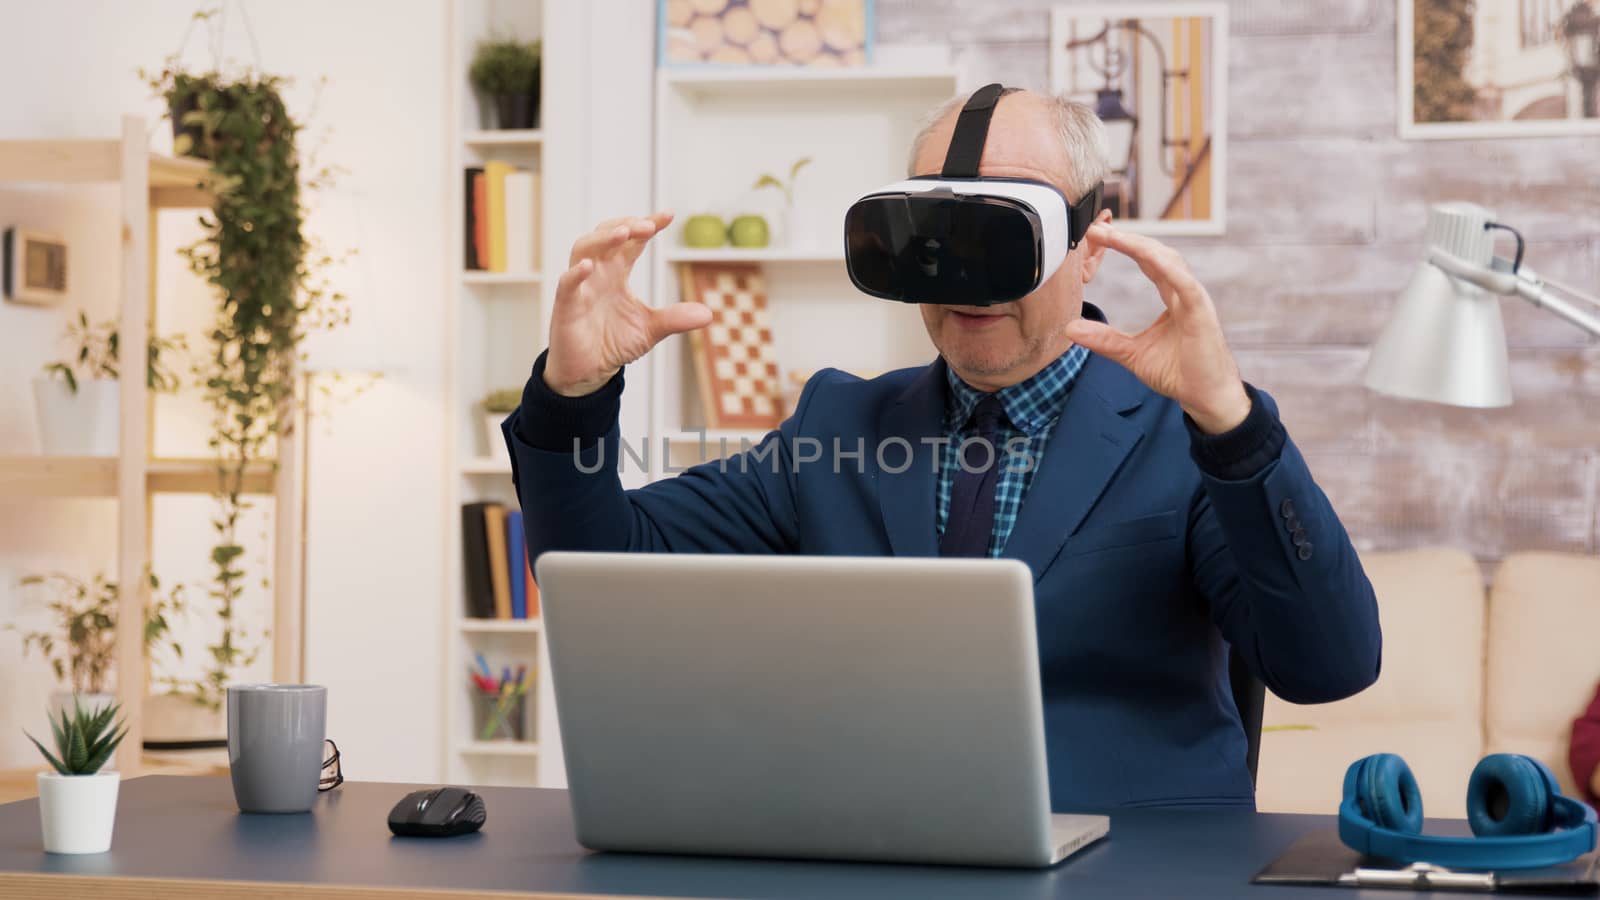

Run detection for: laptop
[[534, 551, 1108, 868]]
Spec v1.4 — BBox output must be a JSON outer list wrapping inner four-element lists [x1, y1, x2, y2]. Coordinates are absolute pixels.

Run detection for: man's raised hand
[[543, 211, 713, 397]]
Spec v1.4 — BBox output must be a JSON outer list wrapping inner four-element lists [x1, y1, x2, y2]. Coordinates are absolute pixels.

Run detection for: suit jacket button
[[1280, 498, 1296, 519], [1292, 528, 1308, 547], [1297, 542, 1314, 561], [1286, 517, 1302, 534]]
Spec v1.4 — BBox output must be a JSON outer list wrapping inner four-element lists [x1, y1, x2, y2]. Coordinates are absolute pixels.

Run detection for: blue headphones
[[1339, 753, 1598, 870]]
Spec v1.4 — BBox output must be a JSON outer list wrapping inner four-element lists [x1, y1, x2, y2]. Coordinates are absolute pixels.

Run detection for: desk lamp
[[1364, 202, 1600, 407]]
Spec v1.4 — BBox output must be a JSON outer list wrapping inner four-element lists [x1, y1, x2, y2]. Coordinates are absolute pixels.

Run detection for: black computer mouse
[[387, 787, 486, 837]]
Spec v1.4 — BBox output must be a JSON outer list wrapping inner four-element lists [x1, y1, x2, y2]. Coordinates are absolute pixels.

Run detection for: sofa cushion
[[1255, 546, 1485, 815], [1485, 552, 1600, 799]]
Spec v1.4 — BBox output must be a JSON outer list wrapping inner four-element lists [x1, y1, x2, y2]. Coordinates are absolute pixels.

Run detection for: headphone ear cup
[[1468, 754, 1554, 837], [1359, 753, 1424, 834]]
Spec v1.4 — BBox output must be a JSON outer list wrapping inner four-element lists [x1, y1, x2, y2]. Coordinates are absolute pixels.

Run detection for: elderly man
[[505, 88, 1381, 811]]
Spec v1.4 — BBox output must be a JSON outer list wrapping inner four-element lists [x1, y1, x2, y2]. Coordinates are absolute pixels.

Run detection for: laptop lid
[[535, 552, 1067, 867]]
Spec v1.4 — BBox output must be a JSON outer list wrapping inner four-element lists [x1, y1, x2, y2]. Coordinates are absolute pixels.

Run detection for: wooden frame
[[1047, 2, 1229, 236], [1398, 0, 1600, 140]]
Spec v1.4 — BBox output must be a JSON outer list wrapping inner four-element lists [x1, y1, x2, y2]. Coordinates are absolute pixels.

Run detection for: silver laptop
[[534, 551, 1108, 868]]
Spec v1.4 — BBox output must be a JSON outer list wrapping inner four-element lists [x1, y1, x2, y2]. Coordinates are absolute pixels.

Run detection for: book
[[464, 167, 483, 270], [484, 503, 512, 619], [507, 510, 527, 620], [504, 171, 535, 274], [460, 502, 495, 619], [472, 169, 488, 273], [485, 160, 514, 273]]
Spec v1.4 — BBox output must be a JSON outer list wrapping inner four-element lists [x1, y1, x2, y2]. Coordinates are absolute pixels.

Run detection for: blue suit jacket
[[507, 350, 1381, 811]]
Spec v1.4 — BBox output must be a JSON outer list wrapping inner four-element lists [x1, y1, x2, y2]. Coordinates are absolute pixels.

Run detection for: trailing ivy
[[145, 62, 346, 709]]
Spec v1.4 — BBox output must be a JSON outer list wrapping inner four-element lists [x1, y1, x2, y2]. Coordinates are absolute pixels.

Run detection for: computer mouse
[[387, 786, 486, 837]]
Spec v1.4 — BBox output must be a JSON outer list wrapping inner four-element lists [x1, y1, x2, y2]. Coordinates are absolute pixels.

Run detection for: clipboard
[[1253, 829, 1600, 894]]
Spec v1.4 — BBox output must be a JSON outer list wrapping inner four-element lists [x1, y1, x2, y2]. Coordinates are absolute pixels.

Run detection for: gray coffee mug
[[227, 684, 327, 814]]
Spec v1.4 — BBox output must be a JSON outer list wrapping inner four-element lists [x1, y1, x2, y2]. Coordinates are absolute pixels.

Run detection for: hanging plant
[[142, 54, 348, 710]]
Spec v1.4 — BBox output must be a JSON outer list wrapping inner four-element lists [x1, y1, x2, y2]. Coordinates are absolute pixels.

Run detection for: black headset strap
[[940, 83, 1006, 178]]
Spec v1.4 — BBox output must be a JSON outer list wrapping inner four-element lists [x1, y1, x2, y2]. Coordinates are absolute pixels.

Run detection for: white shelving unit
[[649, 65, 958, 477], [442, 0, 561, 788]]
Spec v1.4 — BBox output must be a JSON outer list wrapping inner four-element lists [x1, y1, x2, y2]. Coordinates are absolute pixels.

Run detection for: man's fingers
[[648, 302, 713, 342], [569, 223, 631, 265], [1086, 223, 1204, 312], [1063, 317, 1138, 365], [556, 258, 594, 300]]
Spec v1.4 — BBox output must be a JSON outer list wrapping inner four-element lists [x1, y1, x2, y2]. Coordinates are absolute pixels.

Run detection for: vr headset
[[844, 82, 1102, 306]]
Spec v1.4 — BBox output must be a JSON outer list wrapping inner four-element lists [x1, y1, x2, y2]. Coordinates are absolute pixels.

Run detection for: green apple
[[683, 214, 727, 248], [729, 214, 770, 248]]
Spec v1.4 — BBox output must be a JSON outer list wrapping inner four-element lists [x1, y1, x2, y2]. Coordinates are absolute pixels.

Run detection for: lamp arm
[[1510, 275, 1600, 339], [1429, 247, 1600, 338]]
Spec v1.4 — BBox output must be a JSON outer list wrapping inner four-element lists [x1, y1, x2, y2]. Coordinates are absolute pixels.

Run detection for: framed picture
[[1399, 0, 1600, 139], [2, 227, 68, 306], [1049, 3, 1228, 236], [657, 0, 875, 68], [678, 262, 784, 431]]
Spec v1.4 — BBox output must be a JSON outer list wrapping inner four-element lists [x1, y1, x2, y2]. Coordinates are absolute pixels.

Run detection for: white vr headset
[[843, 83, 1103, 306]]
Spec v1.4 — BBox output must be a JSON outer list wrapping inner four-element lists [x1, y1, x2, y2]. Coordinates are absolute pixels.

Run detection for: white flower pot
[[483, 411, 512, 465], [37, 771, 119, 854], [32, 377, 119, 456]]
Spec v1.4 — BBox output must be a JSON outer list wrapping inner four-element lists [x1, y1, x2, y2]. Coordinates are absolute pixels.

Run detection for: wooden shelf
[[147, 458, 278, 494], [460, 456, 512, 475], [457, 741, 539, 757], [661, 65, 958, 97], [0, 456, 278, 499], [0, 141, 215, 207], [463, 271, 542, 285], [664, 247, 843, 264], [0, 456, 117, 498], [461, 618, 541, 634], [464, 129, 543, 147]]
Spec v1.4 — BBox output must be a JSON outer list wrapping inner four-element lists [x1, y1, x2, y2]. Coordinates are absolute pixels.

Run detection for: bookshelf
[[0, 118, 303, 773], [442, 0, 559, 788], [648, 64, 959, 475]]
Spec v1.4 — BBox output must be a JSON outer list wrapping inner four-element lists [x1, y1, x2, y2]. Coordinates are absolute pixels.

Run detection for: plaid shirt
[[936, 344, 1091, 556]]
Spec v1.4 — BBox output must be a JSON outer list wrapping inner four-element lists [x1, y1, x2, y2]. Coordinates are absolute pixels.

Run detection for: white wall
[[0, 0, 448, 781]]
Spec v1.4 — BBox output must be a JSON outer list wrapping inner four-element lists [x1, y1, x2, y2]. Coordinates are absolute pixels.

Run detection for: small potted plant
[[482, 388, 521, 464], [10, 571, 188, 729], [752, 157, 812, 247], [470, 37, 542, 129], [34, 312, 186, 456], [28, 699, 128, 854]]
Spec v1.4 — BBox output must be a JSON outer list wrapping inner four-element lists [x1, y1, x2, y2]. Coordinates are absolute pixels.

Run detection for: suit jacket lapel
[[876, 360, 946, 557], [1003, 352, 1148, 582]]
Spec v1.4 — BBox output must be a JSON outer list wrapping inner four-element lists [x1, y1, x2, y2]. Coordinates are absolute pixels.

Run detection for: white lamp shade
[[1364, 261, 1512, 408]]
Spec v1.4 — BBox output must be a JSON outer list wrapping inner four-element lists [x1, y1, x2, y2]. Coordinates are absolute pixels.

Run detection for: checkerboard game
[[680, 262, 783, 430]]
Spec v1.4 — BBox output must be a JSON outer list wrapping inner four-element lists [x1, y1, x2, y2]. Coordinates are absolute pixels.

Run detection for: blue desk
[[0, 775, 1526, 898]]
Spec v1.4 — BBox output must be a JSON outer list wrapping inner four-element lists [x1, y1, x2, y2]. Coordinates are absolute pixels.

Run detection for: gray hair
[[906, 87, 1110, 203]]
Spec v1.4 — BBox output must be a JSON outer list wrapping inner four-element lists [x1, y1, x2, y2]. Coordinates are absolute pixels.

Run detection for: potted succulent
[[27, 699, 128, 854], [470, 37, 542, 129], [34, 312, 185, 456], [482, 388, 521, 464]]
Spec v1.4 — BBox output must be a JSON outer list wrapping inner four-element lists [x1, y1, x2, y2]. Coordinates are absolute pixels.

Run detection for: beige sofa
[[1255, 549, 1600, 818]]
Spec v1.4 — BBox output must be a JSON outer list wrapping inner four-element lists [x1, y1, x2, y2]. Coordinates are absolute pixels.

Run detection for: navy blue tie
[[939, 395, 1009, 558]]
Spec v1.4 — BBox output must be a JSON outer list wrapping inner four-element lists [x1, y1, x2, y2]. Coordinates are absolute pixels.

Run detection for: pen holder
[[472, 691, 527, 742]]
